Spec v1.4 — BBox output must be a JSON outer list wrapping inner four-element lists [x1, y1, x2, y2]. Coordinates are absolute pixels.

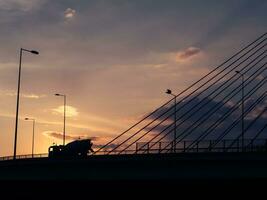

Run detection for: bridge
[[0, 32, 267, 183]]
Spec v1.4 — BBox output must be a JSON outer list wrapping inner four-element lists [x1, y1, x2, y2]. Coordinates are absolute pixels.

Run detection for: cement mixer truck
[[48, 139, 94, 158]]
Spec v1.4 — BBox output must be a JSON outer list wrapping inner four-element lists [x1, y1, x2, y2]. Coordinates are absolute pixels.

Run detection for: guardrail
[[1, 139, 267, 160], [0, 153, 48, 161], [95, 139, 267, 155]]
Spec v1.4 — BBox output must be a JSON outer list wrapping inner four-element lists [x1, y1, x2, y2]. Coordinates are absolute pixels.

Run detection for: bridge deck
[[1, 152, 267, 181]]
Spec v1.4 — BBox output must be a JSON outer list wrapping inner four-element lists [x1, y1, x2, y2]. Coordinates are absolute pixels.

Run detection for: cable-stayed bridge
[[93, 32, 267, 156], [0, 32, 267, 181], [1, 32, 267, 159]]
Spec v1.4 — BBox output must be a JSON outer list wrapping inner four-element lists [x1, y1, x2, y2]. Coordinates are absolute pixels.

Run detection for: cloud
[[256, 74, 265, 81], [88, 136, 118, 149], [0, 0, 44, 11], [0, 111, 119, 136], [22, 94, 45, 99], [40, 119, 118, 136], [64, 8, 76, 19], [42, 131, 117, 149], [42, 131, 91, 141], [0, 90, 46, 99], [52, 105, 79, 117], [171, 47, 201, 62], [144, 92, 267, 143], [246, 102, 267, 120]]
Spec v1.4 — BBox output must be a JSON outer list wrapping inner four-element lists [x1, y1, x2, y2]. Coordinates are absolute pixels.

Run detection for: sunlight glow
[[52, 105, 79, 117]]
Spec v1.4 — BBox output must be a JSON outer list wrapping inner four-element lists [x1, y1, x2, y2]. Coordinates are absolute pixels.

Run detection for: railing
[[0, 153, 48, 161], [95, 139, 267, 155]]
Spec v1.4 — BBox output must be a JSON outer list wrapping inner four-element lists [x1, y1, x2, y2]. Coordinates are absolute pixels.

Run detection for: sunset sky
[[0, 0, 266, 157]]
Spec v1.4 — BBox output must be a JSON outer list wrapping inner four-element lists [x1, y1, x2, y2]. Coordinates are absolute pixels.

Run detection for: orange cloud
[[0, 90, 46, 99], [42, 131, 116, 149], [171, 47, 201, 62], [42, 131, 92, 141], [52, 105, 79, 117], [64, 8, 76, 19]]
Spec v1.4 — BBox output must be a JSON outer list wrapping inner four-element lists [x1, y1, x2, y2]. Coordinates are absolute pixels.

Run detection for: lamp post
[[25, 118, 36, 158], [13, 48, 39, 160], [235, 71, 245, 152], [166, 89, 177, 152], [55, 93, 66, 145]]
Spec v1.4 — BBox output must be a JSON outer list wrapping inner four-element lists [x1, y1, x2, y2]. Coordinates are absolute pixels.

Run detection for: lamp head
[[30, 50, 39, 55], [166, 89, 172, 94]]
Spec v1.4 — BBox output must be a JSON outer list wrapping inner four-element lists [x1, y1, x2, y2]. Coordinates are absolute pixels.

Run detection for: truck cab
[[48, 145, 64, 158]]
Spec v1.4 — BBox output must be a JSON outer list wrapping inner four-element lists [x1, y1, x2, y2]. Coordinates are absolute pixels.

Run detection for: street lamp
[[235, 71, 245, 152], [13, 48, 39, 160], [55, 93, 66, 146], [166, 89, 177, 152], [25, 118, 36, 158]]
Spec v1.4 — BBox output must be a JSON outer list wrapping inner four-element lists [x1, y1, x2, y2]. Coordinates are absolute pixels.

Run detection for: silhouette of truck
[[48, 139, 94, 158]]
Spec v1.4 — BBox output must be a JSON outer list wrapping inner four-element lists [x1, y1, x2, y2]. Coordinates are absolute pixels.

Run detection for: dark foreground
[[1, 152, 267, 180], [0, 152, 267, 197]]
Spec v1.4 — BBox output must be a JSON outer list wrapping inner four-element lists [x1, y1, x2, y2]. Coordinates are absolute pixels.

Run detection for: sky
[[0, 0, 266, 157]]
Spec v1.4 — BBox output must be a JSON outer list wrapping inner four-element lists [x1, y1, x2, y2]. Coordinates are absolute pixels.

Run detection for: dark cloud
[[107, 67, 267, 152], [193, 0, 267, 48], [92, 143, 117, 150], [42, 131, 117, 150], [138, 72, 267, 145], [144, 97, 267, 144]]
